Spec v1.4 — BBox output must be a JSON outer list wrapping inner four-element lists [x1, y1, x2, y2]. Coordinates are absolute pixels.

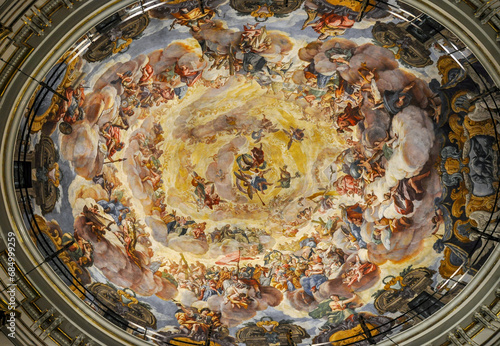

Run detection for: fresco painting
[[17, 0, 499, 344]]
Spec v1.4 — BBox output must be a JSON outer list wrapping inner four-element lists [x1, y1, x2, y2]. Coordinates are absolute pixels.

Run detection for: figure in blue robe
[[97, 199, 129, 226]]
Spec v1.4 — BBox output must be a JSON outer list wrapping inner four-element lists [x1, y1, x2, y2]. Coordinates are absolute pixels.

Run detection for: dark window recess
[[408, 291, 444, 319], [406, 15, 444, 43], [95, 13, 122, 34], [14, 161, 32, 189], [102, 307, 129, 330], [0, 309, 7, 326]]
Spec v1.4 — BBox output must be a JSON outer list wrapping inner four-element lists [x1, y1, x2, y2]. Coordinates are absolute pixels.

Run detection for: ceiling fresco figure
[[302, 0, 390, 39], [16, 0, 499, 344]]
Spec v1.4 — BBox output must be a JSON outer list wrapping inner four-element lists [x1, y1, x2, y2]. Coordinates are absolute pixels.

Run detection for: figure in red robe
[[139, 63, 154, 85], [337, 103, 364, 133], [308, 13, 356, 40], [101, 122, 124, 159], [174, 63, 202, 87], [335, 175, 362, 196]]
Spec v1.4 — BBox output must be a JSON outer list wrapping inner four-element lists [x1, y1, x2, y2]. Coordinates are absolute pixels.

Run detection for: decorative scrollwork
[[83, 14, 150, 63]]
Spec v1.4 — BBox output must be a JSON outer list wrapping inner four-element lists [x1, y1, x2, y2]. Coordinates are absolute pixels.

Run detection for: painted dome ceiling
[[15, 0, 499, 344]]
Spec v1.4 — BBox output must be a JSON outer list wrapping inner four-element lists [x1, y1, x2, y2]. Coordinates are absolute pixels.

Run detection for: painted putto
[[17, 0, 498, 344]]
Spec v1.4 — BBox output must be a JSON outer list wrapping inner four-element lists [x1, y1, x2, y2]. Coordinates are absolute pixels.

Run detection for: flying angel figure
[[191, 171, 221, 209], [282, 126, 305, 150], [234, 169, 272, 205]]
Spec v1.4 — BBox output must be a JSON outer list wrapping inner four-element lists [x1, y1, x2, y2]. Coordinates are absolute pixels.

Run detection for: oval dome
[[6, 0, 500, 345]]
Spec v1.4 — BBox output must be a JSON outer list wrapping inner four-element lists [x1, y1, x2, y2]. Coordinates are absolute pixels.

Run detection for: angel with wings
[[191, 171, 222, 210], [282, 126, 305, 150], [234, 169, 272, 205]]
